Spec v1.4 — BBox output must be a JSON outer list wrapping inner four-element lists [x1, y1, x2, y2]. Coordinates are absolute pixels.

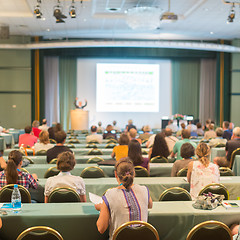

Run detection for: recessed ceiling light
[[46, 29, 50, 31], [210, 31, 214, 34], [83, 18, 87, 22], [40, 17, 46, 21]]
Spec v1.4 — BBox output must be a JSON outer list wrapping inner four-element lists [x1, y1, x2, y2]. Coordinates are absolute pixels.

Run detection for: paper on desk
[[89, 192, 103, 205]]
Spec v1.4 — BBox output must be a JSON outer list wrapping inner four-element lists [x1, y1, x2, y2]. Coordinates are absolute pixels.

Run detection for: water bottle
[[11, 184, 21, 210]]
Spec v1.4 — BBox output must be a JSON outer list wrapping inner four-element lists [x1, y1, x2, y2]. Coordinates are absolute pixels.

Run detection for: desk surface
[[0, 201, 239, 240]]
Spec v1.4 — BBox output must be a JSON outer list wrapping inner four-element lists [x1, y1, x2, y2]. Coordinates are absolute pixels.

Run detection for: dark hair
[[57, 151, 76, 171], [151, 133, 170, 159], [181, 123, 186, 129], [115, 157, 134, 190], [6, 150, 22, 184], [25, 126, 32, 134], [181, 129, 191, 139], [55, 131, 67, 143], [196, 122, 202, 129], [164, 128, 172, 137], [91, 125, 97, 133], [180, 143, 195, 159], [42, 119, 47, 124], [119, 133, 129, 145], [54, 123, 62, 132], [223, 121, 229, 129], [128, 140, 143, 166]]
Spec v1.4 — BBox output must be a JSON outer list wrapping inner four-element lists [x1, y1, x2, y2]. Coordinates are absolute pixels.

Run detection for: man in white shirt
[[166, 120, 178, 132], [86, 125, 103, 143], [39, 119, 49, 131]]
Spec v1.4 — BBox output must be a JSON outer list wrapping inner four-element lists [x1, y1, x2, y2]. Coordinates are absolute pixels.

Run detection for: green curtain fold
[[59, 57, 77, 130], [172, 60, 200, 118]]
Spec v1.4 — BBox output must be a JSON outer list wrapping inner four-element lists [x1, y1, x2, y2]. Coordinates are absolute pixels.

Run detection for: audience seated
[[128, 128, 141, 144], [229, 122, 234, 133], [112, 120, 121, 133], [204, 123, 216, 140], [0, 150, 38, 189], [171, 143, 195, 177], [222, 121, 232, 141], [196, 122, 204, 136], [48, 122, 56, 140], [214, 127, 240, 167], [44, 151, 86, 203], [111, 133, 129, 161], [0, 154, 7, 171], [166, 120, 178, 133], [176, 123, 186, 137], [231, 223, 240, 240], [19, 126, 37, 148], [171, 129, 197, 160], [187, 143, 220, 200], [203, 119, 211, 131], [187, 121, 197, 133], [95, 158, 152, 239], [86, 125, 103, 143], [125, 119, 136, 132], [208, 127, 227, 148], [128, 140, 149, 171], [32, 120, 42, 138], [103, 125, 117, 140], [46, 130, 72, 163], [34, 131, 54, 152], [164, 128, 178, 153], [39, 119, 49, 131], [148, 133, 170, 160], [97, 121, 104, 133], [139, 125, 152, 141]]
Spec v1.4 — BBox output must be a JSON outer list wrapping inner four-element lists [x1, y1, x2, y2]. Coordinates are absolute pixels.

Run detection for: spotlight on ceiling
[[34, 0, 42, 19], [69, 0, 76, 18], [53, 0, 67, 23], [227, 3, 235, 23]]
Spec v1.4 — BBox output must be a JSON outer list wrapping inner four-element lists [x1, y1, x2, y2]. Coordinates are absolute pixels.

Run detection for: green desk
[[0, 201, 239, 240], [232, 155, 240, 176], [210, 147, 225, 161], [30, 176, 240, 203], [25, 163, 173, 178], [0, 138, 6, 151], [0, 134, 14, 148]]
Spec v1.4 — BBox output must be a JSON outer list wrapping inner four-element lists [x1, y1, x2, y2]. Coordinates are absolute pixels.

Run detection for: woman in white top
[[34, 130, 54, 153], [187, 143, 220, 200], [95, 157, 153, 240]]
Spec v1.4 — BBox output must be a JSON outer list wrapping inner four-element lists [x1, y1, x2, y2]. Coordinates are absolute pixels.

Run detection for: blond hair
[[39, 130, 49, 144], [196, 143, 210, 167]]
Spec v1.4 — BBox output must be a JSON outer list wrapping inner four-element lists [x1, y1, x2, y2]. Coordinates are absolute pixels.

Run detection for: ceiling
[[0, 0, 240, 41]]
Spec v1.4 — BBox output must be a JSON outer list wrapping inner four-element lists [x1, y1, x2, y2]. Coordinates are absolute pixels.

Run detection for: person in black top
[[222, 121, 232, 141], [46, 130, 72, 163]]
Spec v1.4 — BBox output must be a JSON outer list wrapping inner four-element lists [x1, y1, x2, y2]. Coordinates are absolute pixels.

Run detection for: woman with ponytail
[[95, 157, 152, 240], [187, 143, 219, 200], [0, 150, 38, 189]]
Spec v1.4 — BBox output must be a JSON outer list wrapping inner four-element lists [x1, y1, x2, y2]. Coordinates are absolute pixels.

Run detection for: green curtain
[[172, 60, 200, 118], [59, 57, 77, 130]]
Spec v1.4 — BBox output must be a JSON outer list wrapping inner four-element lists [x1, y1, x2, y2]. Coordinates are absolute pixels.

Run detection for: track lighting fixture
[[34, 0, 42, 19], [69, 0, 76, 18], [53, 0, 67, 23], [227, 3, 235, 23]]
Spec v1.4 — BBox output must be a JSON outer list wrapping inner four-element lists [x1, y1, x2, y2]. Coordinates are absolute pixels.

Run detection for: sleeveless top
[[190, 161, 220, 200], [102, 184, 150, 240]]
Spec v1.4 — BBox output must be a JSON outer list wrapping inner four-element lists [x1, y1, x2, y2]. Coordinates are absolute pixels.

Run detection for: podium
[[70, 110, 89, 130]]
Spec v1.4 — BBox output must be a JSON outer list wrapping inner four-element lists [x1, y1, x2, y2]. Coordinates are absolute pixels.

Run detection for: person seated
[[44, 151, 86, 203], [34, 131, 54, 153], [103, 125, 117, 140], [19, 126, 37, 148], [176, 123, 186, 137], [204, 123, 216, 140], [164, 128, 178, 153], [46, 130, 72, 163], [95, 158, 152, 239], [32, 120, 42, 138], [231, 223, 240, 240], [171, 129, 197, 160], [148, 133, 170, 160], [112, 120, 121, 133], [222, 121, 232, 141], [0, 150, 38, 189], [0, 154, 7, 171], [86, 125, 103, 144], [171, 143, 195, 177], [97, 121, 104, 133], [187, 143, 220, 200], [139, 125, 152, 141], [208, 127, 227, 148], [166, 120, 178, 133], [229, 122, 234, 133], [39, 119, 49, 131], [128, 128, 141, 144], [125, 119, 136, 132], [111, 133, 129, 161], [214, 127, 240, 167], [128, 140, 149, 171], [196, 122, 204, 136], [187, 121, 197, 133]]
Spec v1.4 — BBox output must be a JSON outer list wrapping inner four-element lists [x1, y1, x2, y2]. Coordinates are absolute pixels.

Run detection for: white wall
[[77, 58, 171, 129]]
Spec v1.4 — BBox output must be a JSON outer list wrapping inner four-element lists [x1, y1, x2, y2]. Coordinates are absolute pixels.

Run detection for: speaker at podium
[[70, 110, 89, 130]]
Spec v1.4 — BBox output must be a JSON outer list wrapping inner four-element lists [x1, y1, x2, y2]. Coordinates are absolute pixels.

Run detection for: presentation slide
[[96, 63, 159, 112]]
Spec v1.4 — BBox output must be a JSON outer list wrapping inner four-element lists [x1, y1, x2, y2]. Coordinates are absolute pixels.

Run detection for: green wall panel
[[231, 72, 240, 93], [0, 94, 31, 129], [0, 50, 31, 67], [0, 69, 31, 91], [230, 95, 240, 127]]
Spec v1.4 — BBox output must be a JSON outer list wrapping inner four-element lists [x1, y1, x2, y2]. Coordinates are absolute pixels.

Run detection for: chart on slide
[[96, 63, 159, 112]]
